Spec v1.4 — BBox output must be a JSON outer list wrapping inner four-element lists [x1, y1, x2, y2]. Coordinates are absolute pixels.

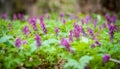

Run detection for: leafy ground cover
[[0, 13, 120, 69]]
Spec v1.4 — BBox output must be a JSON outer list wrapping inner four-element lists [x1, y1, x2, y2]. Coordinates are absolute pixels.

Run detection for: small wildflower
[[39, 16, 47, 34], [60, 12, 64, 18], [102, 54, 110, 64], [55, 27, 60, 36], [108, 23, 114, 42], [87, 28, 94, 38], [15, 37, 21, 48], [86, 15, 91, 23], [28, 17, 37, 30], [61, 38, 74, 53], [1, 13, 7, 19], [93, 19, 97, 28], [23, 26, 30, 37], [13, 14, 17, 20], [35, 34, 41, 47]]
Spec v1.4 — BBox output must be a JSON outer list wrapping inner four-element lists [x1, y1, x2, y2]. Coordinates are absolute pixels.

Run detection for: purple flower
[[81, 19, 84, 25], [102, 23, 107, 28], [111, 15, 117, 23], [47, 14, 50, 19], [28, 17, 37, 30], [23, 26, 30, 37], [13, 14, 17, 20], [39, 17, 47, 34], [15, 37, 21, 48], [86, 15, 91, 24], [35, 34, 41, 47], [95, 41, 101, 46], [18, 13, 24, 21], [55, 27, 60, 36], [61, 38, 71, 51], [102, 54, 110, 64], [105, 13, 117, 24], [1, 13, 7, 19], [93, 19, 97, 28], [22, 40, 26, 45], [69, 30, 74, 42], [73, 24, 83, 39], [60, 12, 64, 18], [87, 28, 94, 38], [105, 13, 111, 23], [62, 18, 66, 24], [108, 23, 115, 42]]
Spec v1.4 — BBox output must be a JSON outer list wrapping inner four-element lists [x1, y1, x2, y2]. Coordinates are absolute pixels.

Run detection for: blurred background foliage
[[0, 0, 120, 17]]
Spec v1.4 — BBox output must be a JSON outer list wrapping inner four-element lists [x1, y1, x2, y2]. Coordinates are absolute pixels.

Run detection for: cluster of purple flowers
[[61, 38, 71, 51], [55, 27, 60, 36], [12, 13, 25, 21], [60, 12, 64, 18], [1, 13, 7, 19], [28, 17, 37, 31], [23, 26, 30, 37], [15, 37, 21, 48], [62, 18, 66, 24], [73, 23, 81, 39], [102, 54, 110, 64], [35, 34, 41, 47], [39, 16, 47, 34], [81, 19, 85, 25], [93, 19, 97, 28], [105, 14, 117, 24], [86, 15, 91, 24], [108, 23, 115, 42], [90, 37, 101, 48], [87, 28, 94, 38]]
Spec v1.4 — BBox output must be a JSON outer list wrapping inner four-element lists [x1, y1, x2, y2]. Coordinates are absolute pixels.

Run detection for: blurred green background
[[0, 0, 120, 16]]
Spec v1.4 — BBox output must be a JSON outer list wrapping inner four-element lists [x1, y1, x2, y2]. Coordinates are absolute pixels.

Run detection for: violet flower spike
[[39, 17, 47, 34], [22, 40, 26, 45], [93, 19, 97, 28], [62, 18, 66, 24], [102, 54, 110, 64], [35, 34, 41, 47], [111, 15, 117, 23], [81, 19, 84, 25], [23, 26, 30, 37], [13, 14, 17, 20], [18, 13, 24, 21], [55, 27, 60, 36], [87, 28, 94, 38], [108, 23, 115, 42], [105, 13, 111, 23], [15, 37, 21, 48], [61, 38, 74, 53], [40, 21, 47, 34], [28, 17, 37, 30], [86, 15, 91, 24], [60, 12, 64, 18], [102, 23, 107, 28], [1, 13, 7, 19], [61, 38, 71, 50]]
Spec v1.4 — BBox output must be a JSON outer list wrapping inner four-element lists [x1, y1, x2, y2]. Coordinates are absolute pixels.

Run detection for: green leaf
[[0, 35, 13, 43]]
